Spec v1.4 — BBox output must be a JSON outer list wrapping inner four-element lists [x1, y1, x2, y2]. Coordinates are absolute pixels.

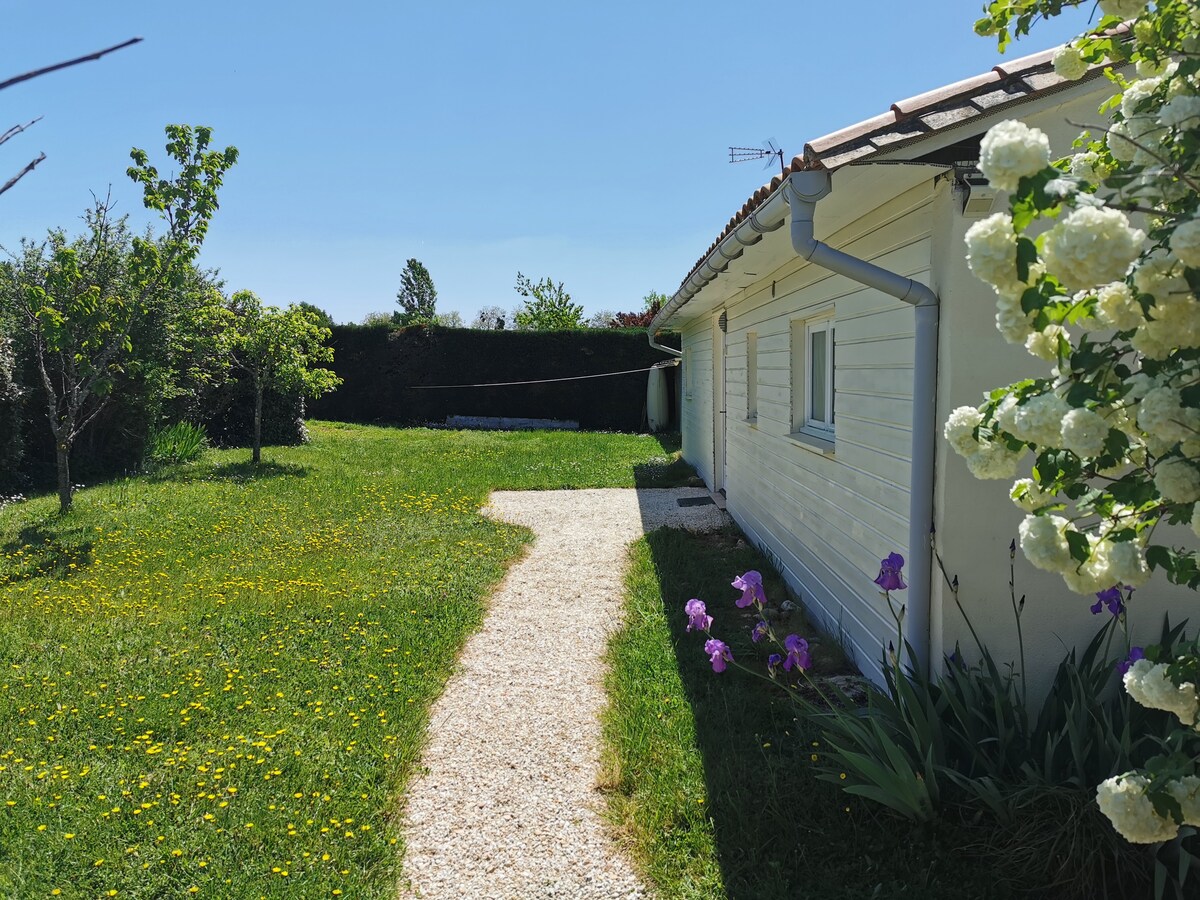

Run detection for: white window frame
[[790, 310, 836, 449], [803, 317, 835, 436]]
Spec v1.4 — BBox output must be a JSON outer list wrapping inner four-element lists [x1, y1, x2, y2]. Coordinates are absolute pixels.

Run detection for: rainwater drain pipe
[[785, 169, 939, 676]]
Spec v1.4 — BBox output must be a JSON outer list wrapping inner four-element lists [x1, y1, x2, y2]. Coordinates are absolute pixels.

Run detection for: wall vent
[[718, 311, 728, 332]]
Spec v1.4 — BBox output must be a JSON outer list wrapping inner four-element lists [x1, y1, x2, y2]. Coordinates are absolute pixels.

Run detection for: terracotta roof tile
[[992, 46, 1057, 77], [804, 110, 898, 155], [890, 71, 1000, 116]]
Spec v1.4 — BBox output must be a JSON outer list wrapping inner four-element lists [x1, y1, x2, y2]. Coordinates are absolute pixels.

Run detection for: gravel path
[[399, 487, 729, 900]]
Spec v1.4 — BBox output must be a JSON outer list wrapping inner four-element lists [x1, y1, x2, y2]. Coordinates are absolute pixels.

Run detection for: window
[[746, 332, 758, 420], [791, 313, 836, 440]]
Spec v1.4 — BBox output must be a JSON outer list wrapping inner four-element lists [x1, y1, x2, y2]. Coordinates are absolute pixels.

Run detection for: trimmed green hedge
[[310, 324, 679, 432]]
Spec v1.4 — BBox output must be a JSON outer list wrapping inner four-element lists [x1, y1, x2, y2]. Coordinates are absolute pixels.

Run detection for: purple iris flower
[[783, 634, 811, 672], [873, 553, 907, 591], [751, 620, 770, 643], [732, 570, 766, 608], [685, 598, 713, 633], [704, 638, 733, 673], [767, 653, 783, 674], [1090, 586, 1125, 617], [1118, 646, 1145, 676]]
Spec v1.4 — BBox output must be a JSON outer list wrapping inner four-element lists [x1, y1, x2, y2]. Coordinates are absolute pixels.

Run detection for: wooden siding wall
[[680, 184, 933, 682]]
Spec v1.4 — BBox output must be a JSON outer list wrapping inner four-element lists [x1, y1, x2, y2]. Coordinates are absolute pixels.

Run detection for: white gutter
[[785, 169, 938, 675], [646, 190, 789, 358]]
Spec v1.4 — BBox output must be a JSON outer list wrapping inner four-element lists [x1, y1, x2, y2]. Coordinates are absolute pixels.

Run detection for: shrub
[[144, 421, 208, 467]]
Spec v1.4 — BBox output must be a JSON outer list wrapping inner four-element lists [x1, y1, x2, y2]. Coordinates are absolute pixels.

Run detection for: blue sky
[[2, 2, 1094, 325]]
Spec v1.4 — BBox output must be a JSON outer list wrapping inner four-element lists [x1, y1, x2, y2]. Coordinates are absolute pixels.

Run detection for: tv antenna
[[729, 138, 785, 176]]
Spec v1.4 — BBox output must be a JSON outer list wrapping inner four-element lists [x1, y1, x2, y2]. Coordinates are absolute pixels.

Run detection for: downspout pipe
[[785, 169, 938, 676]]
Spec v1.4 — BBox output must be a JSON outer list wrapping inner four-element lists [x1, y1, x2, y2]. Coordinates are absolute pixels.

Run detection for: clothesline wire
[[407, 363, 675, 389]]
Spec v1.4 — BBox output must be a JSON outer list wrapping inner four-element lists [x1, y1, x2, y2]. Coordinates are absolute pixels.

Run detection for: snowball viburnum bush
[[971, 0, 1200, 848]]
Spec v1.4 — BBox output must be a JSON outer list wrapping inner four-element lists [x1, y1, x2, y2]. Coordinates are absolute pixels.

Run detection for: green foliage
[[6, 125, 236, 512], [310, 325, 678, 432], [0, 334, 23, 491], [394, 258, 437, 326], [0, 424, 681, 898], [294, 301, 335, 330], [512, 272, 584, 330], [604, 527, 1083, 898], [225, 291, 341, 462], [807, 616, 1176, 896], [144, 420, 207, 466]]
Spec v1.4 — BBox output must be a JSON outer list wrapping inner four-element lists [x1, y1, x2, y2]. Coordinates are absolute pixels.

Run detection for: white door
[[713, 312, 727, 492]]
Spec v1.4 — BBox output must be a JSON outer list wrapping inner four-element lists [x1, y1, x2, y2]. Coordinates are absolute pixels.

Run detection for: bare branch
[[0, 37, 143, 93], [0, 153, 46, 197], [0, 116, 43, 148]]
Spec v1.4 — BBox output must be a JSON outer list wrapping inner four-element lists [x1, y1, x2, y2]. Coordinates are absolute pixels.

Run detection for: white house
[[649, 43, 1196, 691]]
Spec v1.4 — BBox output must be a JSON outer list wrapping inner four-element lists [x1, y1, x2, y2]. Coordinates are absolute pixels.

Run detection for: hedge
[[310, 324, 679, 432]]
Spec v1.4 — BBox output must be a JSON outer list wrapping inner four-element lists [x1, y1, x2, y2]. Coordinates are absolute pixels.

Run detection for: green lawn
[[602, 528, 1067, 900], [0, 423, 686, 899]]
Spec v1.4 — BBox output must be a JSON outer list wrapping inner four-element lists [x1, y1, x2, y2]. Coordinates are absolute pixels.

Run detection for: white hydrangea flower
[[1095, 281, 1144, 331], [1019, 514, 1072, 573], [1042, 207, 1146, 291], [1107, 119, 1138, 162], [1010, 477, 1054, 512], [1121, 76, 1163, 121], [1097, 773, 1179, 844], [978, 120, 1052, 193], [1108, 540, 1150, 587], [995, 289, 1036, 344], [1069, 151, 1111, 182], [1134, 288, 1200, 359], [1053, 43, 1089, 81], [1060, 407, 1110, 457], [1099, 0, 1146, 18], [1005, 393, 1071, 447], [1137, 386, 1200, 444], [1124, 658, 1200, 727], [943, 406, 983, 457], [1170, 218, 1200, 268], [1025, 325, 1067, 361], [1155, 457, 1200, 503], [965, 213, 1023, 291], [965, 441, 1024, 480], [1063, 533, 1114, 594], [1160, 95, 1200, 130], [1167, 776, 1200, 827]]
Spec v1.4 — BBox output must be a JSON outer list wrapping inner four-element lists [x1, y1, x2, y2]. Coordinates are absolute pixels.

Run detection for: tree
[[395, 258, 437, 325], [225, 291, 341, 464], [295, 301, 334, 330], [512, 272, 584, 330], [6, 125, 237, 512], [434, 310, 463, 327], [586, 309, 618, 328], [471, 305, 507, 330], [955, 0, 1200, 848], [612, 291, 668, 328], [361, 311, 392, 327]]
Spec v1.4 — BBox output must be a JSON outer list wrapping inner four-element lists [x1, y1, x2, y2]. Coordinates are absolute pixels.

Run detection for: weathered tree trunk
[[56, 440, 72, 514], [252, 379, 263, 464]]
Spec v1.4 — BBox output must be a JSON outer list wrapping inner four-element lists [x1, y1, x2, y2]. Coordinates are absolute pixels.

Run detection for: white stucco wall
[[930, 94, 1198, 700]]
